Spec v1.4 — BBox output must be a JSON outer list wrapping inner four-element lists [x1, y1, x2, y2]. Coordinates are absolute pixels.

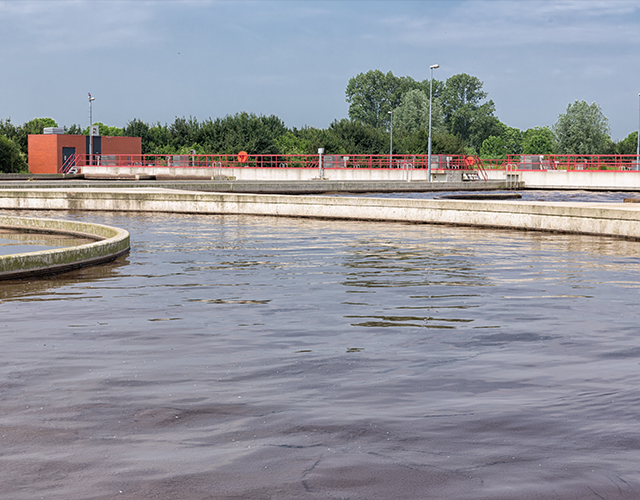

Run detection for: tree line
[[1, 69, 638, 173]]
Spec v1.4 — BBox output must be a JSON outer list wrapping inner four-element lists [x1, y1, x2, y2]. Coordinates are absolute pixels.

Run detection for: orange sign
[[238, 151, 249, 163]]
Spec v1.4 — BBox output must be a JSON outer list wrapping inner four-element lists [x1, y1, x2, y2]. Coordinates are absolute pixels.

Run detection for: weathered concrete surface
[[0, 214, 130, 280], [0, 179, 511, 194], [79, 164, 640, 190], [485, 169, 640, 191], [2, 187, 640, 240], [7, 169, 640, 191]]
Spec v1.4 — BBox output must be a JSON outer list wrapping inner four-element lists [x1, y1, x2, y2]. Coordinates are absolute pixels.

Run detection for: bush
[[0, 135, 28, 173]]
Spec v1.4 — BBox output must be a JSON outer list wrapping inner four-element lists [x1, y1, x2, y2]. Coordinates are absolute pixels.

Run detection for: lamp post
[[637, 93, 640, 170], [427, 64, 439, 182], [388, 110, 393, 168], [88, 93, 96, 163]]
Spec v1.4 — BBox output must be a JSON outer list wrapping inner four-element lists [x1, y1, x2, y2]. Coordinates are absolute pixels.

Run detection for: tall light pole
[[637, 93, 640, 170], [427, 64, 439, 182], [388, 110, 393, 168], [88, 93, 96, 162]]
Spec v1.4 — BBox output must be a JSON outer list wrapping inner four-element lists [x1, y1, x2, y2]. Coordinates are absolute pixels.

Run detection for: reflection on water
[[2, 210, 640, 499], [0, 228, 95, 256]]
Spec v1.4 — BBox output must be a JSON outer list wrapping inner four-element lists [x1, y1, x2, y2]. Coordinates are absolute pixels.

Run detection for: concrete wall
[[1, 188, 640, 240], [485, 169, 640, 191], [81, 164, 640, 190], [83, 165, 464, 182], [0, 215, 130, 280]]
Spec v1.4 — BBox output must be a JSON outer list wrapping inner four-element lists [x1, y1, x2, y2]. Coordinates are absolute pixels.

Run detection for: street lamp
[[388, 110, 393, 168], [88, 93, 96, 162], [427, 64, 439, 182], [637, 93, 640, 170]]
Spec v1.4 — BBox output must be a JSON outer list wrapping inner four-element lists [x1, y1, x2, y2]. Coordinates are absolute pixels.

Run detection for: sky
[[1, 0, 639, 141]]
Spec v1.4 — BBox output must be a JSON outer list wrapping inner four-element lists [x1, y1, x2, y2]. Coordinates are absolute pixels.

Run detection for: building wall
[[55, 135, 88, 173], [28, 135, 142, 174], [101, 136, 141, 156], [27, 135, 60, 174]]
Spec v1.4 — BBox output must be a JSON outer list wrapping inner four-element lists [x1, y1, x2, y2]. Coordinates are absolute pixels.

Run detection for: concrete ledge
[[0, 179, 510, 194], [2, 188, 640, 241], [0, 215, 130, 280]]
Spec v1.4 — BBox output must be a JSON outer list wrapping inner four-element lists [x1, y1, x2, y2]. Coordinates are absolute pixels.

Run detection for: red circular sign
[[238, 151, 249, 163]]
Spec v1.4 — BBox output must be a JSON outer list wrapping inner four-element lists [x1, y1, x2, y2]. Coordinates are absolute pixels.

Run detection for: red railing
[[503, 154, 640, 171], [65, 153, 640, 175], [69, 153, 480, 171]]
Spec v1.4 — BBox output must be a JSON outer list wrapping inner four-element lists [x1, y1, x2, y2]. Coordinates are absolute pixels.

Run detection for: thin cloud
[[379, 0, 640, 48], [0, 0, 160, 53]]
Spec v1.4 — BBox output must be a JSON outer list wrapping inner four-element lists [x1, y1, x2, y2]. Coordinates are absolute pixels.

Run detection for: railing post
[[318, 148, 324, 179]]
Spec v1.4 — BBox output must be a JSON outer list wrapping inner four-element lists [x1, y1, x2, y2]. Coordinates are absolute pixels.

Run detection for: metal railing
[[68, 153, 483, 172], [504, 154, 640, 171], [65, 152, 640, 176]]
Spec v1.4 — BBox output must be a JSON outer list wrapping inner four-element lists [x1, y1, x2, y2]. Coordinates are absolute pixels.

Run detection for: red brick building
[[28, 133, 142, 174]]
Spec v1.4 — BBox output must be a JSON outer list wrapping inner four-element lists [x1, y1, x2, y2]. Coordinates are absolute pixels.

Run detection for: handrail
[[69, 153, 640, 176]]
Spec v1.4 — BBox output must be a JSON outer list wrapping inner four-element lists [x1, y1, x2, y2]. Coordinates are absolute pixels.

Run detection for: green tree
[[479, 135, 507, 159], [170, 116, 200, 150], [293, 126, 346, 155], [0, 118, 17, 140], [82, 122, 123, 137], [0, 135, 28, 173], [13, 117, 58, 155], [326, 119, 388, 155], [196, 113, 287, 155], [499, 124, 523, 155], [345, 70, 441, 130], [615, 131, 639, 155], [432, 133, 466, 155], [467, 113, 503, 152], [124, 118, 153, 153], [393, 89, 444, 135], [64, 124, 84, 135], [441, 73, 499, 150], [553, 100, 612, 154], [522, 126, 555, 155], [148, 123, 171, 153], [399, 129, 466, 155], [274, 131, 312, 155]]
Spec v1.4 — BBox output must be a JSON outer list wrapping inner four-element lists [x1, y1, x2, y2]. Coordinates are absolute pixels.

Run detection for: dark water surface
[[2, 210, 640, 499], [333, 189, 640, 203]]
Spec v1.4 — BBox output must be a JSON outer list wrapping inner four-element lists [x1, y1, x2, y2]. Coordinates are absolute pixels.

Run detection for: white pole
[[637, 93, 640, 169], [88, 93, 95, 164], [427, 64, 439, 182], [318, 148, 324, 179], [388, 110, 393, 169]]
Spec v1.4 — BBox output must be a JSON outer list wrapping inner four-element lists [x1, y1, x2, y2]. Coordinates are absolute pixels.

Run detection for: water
[[2, 209, 640, 499], [333, 189, 640, 203], [0, 228, 94, 256]]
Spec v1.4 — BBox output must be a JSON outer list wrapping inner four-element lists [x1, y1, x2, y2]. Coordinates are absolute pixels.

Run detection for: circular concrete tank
[[0, 215, 130, 280]]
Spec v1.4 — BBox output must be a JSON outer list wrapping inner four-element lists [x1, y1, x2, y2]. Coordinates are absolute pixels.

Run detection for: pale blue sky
[[1, 0, 639, 140]]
